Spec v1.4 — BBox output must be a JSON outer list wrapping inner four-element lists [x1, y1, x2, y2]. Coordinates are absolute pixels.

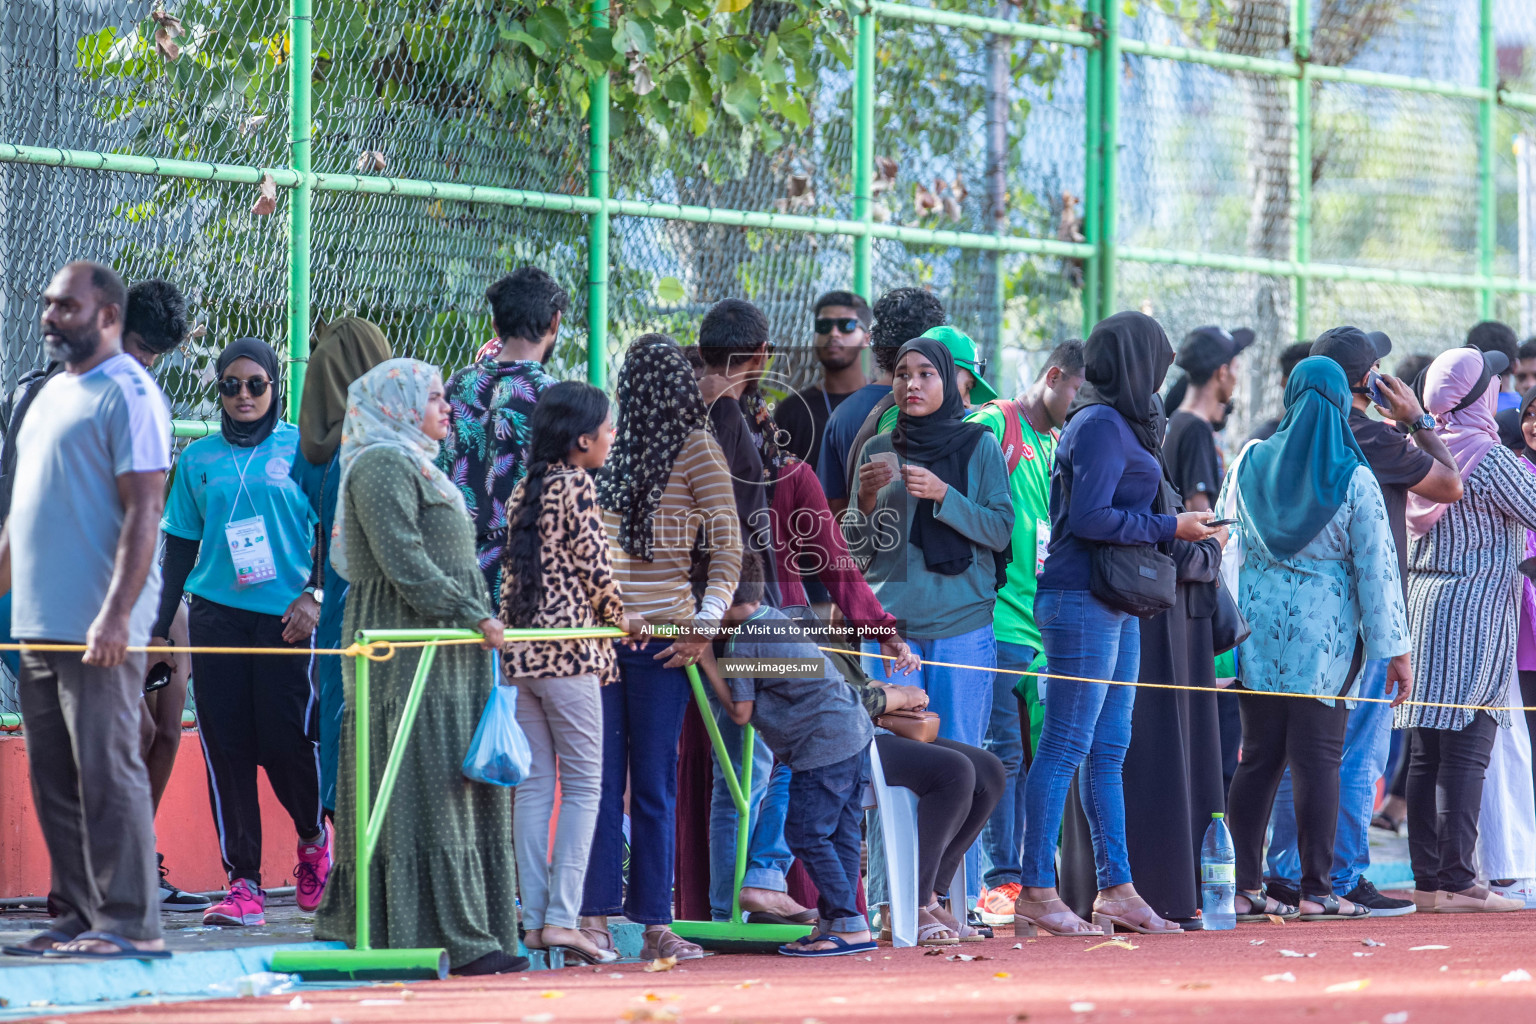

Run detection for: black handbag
[[1089, 543, 1178, 618], [1210, 578, 1251, 654], [1066, 455, 1178, 619]]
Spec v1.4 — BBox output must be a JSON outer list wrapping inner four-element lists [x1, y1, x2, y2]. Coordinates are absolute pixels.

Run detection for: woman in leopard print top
[[498, 382, 626, 965]]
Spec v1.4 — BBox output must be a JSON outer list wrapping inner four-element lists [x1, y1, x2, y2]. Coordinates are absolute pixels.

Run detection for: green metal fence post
[[1292, 0, 1311, 343], [1099, 0, 1120, 320], [1082, 0, 1103, 335], [587, 0, 611, 388], [286, 0, 312, 423], [1478, 0, 1496, 320], [853, 4, 875, 301]]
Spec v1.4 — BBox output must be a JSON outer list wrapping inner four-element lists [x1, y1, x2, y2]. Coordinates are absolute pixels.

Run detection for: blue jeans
[[707, 709, 794, 921], [1021, 589, 1139, 890], [1265, 659, 1392, 894], [860, 624, 996, 749], [581, 641, 693, 925], [784, 751, 870, 933], [980, 641, 1036, 888]]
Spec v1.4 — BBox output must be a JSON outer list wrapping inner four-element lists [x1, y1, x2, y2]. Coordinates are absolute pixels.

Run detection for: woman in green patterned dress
[[313, 358, 520, 975]]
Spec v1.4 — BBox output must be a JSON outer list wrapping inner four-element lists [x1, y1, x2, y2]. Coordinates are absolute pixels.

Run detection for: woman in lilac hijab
[[1399, 346, 1536, 914]]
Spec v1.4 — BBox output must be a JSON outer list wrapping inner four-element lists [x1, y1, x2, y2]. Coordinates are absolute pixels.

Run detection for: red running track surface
[[83, 913, 1536, 1024]]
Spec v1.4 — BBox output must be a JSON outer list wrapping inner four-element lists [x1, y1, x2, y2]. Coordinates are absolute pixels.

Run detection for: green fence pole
[[853, 5, 875, 301], [1293, 0, 1311, 344], [1082, 0, 1102, 335], [1099, 0, 1120, 319], [286, 0, 312, 423], [353, 648, 374, 951], [587, 0, 610, 388], [1478, 0, 1496, 320]]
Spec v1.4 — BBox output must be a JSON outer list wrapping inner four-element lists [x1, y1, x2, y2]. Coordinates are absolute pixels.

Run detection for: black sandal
[[1298, 893, 1370, 921], [1236, 889, 1300, 923]]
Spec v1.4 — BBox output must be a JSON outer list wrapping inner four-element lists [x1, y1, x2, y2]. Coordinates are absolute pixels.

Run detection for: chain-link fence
[[2, 0, 1536, 714]]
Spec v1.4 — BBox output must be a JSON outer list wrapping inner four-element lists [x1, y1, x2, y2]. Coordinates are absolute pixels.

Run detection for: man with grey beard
[[0, 261, 172, 960]]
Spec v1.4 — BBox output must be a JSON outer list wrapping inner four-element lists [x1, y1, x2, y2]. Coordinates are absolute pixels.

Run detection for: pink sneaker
[[294, 825, 332, 912], [204, 879, 265, 926]]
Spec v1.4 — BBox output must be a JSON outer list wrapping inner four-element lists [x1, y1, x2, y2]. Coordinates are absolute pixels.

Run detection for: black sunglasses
[[815, 317, 863, 335], [218, 376, 271, 397]]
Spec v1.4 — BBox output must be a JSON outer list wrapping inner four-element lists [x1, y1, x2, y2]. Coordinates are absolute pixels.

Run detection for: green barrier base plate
[[669, 919, 813, 952], [269, 946, 449, 981]]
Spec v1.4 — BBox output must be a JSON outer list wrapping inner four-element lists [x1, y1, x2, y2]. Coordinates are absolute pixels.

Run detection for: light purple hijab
[[1406, 348, 1499, 539]]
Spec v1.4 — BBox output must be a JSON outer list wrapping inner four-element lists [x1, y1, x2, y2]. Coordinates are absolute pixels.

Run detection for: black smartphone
[[144, 661, 172, 694], [1205, 517, 1239, 528]]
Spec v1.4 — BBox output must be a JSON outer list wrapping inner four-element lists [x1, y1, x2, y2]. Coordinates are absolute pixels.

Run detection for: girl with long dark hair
[[499, 382, 626, 965]]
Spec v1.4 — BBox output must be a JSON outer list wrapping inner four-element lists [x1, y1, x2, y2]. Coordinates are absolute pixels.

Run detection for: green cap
[[1211, 812, 1224, 819], [920, 325, 998, 404]]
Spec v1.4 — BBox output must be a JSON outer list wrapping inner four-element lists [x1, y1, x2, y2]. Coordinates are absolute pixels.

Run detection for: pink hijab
[[1406, 347, 1499, 539]]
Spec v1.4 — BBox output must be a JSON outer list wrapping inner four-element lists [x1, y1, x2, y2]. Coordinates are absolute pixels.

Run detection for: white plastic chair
[[864, 740, 967, 949]]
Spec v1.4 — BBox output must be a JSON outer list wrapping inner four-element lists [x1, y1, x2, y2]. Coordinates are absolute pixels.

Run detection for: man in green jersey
[[967, 339, 1085, 925]]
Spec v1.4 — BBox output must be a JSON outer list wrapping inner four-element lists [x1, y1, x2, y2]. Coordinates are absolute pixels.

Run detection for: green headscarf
[[298, 317, 392, 465], [1236, 356, 1367, 559]]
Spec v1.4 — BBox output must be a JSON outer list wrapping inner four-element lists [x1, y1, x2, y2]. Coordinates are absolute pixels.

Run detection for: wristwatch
[[1405, 412, 1435, 434], [304, 586, 323, 603]]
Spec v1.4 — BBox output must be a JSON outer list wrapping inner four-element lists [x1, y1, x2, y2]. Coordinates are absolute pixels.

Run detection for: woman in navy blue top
[[1016, 312, 1219, 938]]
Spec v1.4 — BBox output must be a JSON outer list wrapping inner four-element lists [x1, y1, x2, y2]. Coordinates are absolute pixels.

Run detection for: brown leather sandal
[[1091, 895, 1182, 934], [640, 927, 705, 961], [1013, 897, 1104, 937]]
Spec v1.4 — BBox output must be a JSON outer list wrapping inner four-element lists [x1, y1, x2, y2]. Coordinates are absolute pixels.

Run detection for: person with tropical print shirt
[[437, 267, 566, 598]]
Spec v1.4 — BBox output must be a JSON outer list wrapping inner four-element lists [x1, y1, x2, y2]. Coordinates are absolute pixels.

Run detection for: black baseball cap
[[1176, 326, 1255, 379], [1310, 326, 1391, 385]]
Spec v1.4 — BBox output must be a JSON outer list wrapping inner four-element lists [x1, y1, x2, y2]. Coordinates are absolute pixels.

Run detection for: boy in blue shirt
[[699, 554, 875, 957]]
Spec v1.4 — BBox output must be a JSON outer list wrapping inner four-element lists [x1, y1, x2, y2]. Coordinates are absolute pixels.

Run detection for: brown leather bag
[[873, 708, 940, 743]]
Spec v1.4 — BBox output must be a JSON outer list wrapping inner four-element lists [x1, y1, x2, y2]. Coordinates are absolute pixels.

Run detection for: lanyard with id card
[[225, 444, 277, 587]]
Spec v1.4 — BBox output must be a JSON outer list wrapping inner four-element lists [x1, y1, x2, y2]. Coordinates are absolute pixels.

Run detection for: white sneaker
[[1488, 881, 1536, 909]]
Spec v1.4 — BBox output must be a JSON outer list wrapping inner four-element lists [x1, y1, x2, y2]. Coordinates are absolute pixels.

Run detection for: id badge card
[[1035, 518, 1051, 576], [225, 515, 277, 587]]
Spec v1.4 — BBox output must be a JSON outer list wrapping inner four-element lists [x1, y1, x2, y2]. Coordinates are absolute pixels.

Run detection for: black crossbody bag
[[1063, 451, 1178, 619]]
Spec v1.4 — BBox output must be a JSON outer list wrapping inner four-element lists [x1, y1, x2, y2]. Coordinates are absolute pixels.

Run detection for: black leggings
[[875, 735, 1004, 899], [1226, 691, 1348, 897], [1407, 712, 1499, 893], [190, 597, 324, 885]]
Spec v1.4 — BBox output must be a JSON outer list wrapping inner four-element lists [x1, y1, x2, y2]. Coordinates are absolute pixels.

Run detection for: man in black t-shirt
[[1164, 326, 1253, 511], [1246, 341, 1315, 444], [773, 291, 871, 472], [1264, 325, 1463, 919]]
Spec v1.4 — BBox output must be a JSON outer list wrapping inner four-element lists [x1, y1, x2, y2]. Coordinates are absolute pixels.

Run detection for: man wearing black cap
[[1163, 326, 1253, 513], [1246, 341, 1317, 444], [1468, 320, 1521, 412], [1263, 325, 1463, 918]]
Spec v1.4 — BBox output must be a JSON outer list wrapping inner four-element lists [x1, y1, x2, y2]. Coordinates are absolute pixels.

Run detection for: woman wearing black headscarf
[[1016, 312, 1220, 937], [582, 334, 743, 962], [155, 338, 329, 927]]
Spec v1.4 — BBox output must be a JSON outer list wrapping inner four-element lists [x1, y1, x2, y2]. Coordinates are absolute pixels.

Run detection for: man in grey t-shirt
[[0, 262, 171, 959]]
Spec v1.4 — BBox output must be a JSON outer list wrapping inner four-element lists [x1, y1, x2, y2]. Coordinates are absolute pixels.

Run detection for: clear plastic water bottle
[[1200, 812, 1236, 931]]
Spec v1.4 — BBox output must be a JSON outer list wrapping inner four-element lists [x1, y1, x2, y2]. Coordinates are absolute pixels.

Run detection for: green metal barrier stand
[[668, 664, 814, 952], [269, 627, 803, 979], [272, 626, 626, 981]]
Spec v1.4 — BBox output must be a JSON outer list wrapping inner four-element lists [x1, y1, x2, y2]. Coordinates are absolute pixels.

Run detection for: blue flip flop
[[42, 931, 171, 960], [2, 928, 75, 958], [778, 934, 878, 958]]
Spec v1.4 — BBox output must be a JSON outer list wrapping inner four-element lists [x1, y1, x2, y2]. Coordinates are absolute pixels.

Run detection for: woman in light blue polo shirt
[[153, 338, 329, 928]]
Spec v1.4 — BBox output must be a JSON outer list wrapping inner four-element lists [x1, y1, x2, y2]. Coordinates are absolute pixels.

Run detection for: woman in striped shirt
[[1400, 347, 1536, 914], [580, 334, 743, 961]]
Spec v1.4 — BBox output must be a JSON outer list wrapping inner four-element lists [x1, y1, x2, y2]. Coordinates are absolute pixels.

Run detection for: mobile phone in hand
[[144, 661, 172, 694], [1366, 370, 1389, 411], [1205, 517, 1239, 528]]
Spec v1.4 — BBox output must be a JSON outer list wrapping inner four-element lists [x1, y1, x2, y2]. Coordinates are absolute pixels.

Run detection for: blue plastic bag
[[462, 654, 532, 787]]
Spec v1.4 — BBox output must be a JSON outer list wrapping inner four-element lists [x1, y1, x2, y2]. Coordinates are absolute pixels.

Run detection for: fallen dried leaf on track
[[946, 953, 992, 961], [734, 979, 762, 989], [1179, 982, 1212, 990], [1502, 969, 1532, 983], [1266, 914, 1287, 925], [622, 1009, 680, 1022], [1012, 943, 1024, 950], [1353, 952, 1374, 958], [1361, 938, 1386, 947], [1324, 979, 1370, 993], [1279, 950, 1315, 958], [1085, 938, 1138, 951], [993, 972, 1012, 980], [539, 991, 566, 999], [1262, 972, 1296, 983], [1250, 939, 1266, 946], [643, 957, 677, 973], [1410, 945, 1449, 951]]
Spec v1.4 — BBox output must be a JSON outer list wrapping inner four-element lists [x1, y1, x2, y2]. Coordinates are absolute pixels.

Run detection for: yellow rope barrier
[[826, 646, 1536, 715]]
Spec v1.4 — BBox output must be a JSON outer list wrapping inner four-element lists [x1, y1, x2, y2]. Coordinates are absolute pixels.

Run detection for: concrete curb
[[0, 940, 346, 1014]]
